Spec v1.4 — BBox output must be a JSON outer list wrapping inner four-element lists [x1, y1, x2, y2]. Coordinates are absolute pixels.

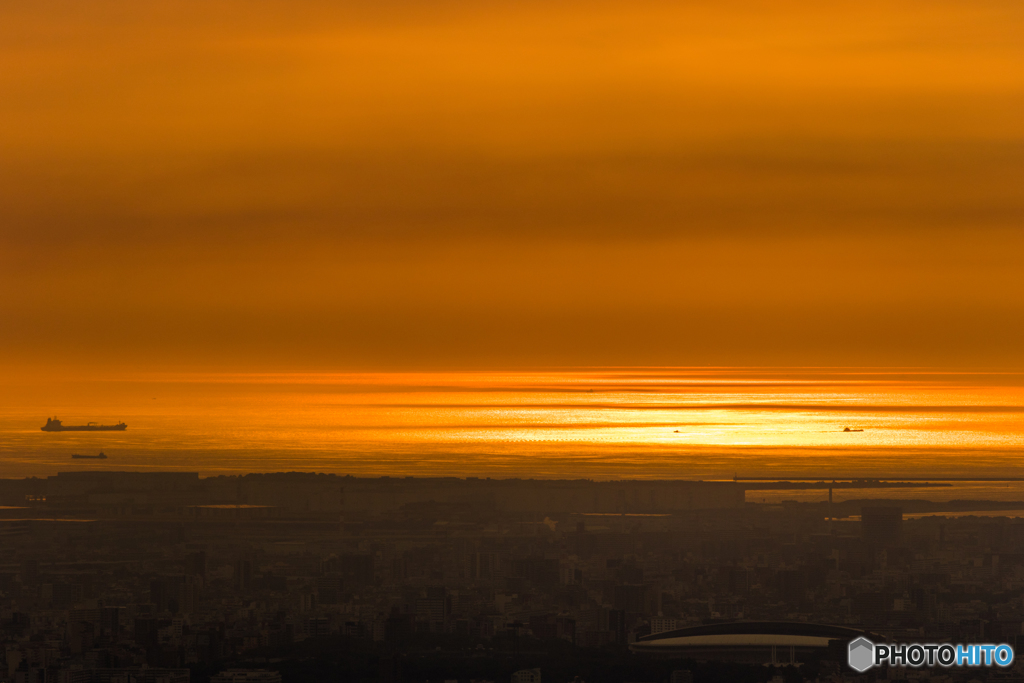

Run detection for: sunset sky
[[3, 0, 1022, 371]]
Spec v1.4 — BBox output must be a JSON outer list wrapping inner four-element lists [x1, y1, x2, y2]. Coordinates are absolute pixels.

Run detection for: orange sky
[[2, 0, 1022, 370]]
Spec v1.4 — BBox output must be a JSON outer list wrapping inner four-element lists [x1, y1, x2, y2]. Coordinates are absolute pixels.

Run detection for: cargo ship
[[72, 452, 108, 459], [42, 418, 127, 432]]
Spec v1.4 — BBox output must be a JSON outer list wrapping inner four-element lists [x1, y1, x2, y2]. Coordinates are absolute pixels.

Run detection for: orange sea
[[2, 368, 1024, 503]]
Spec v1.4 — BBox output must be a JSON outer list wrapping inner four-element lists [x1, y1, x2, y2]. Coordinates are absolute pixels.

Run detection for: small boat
[[72, 452, 108, 459], [843, 427, 864, 432]]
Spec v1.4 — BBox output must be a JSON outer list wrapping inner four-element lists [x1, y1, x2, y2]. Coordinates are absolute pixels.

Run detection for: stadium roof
[[631, 621, 874, 656]]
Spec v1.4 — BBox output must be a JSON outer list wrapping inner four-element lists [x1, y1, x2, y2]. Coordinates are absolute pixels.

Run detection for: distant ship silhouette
[[843, 427, 864, 432], [72, 452, 107, 459], [42, 417, 126, 432]]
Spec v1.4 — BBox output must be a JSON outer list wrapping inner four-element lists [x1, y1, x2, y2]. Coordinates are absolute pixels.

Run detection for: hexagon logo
[[848, 637, 875, 673]]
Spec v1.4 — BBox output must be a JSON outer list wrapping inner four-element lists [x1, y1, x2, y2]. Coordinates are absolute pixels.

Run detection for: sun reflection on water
[[1, 368, 1023, 481]]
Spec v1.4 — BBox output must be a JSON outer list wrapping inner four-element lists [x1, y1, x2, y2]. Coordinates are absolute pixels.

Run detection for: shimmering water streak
[[1, 368, 1022, 484]]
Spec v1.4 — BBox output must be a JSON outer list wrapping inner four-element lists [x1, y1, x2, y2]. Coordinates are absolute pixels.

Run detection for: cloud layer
[[2, 0, 1023, 369]]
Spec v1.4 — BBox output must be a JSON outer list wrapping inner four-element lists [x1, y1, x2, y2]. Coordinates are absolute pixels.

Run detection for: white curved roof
[[635, 634, 836, 648]]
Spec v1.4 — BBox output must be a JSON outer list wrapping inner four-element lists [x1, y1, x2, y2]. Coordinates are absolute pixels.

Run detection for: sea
[[2, 367, 1024, 504]]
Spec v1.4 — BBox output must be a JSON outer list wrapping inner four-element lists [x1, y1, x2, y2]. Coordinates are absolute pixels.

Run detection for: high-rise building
[[211, 669, 282, 683], [186, 551, 207, 581], [861, 507, 903, 545], [650, 617, 678, 635], [511, 669, 540, 683], [340, 554, 374, 586], [234, 559, 253, 592], [467, 552, 495, 579]]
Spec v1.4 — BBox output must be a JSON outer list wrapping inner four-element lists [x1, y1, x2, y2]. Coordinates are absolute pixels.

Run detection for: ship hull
[[42, 425, 127, 432]]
